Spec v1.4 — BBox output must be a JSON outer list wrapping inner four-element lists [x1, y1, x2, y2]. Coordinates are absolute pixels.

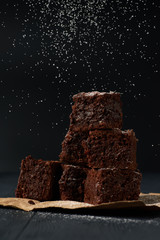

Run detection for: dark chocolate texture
[[83, 129, 137, 169], [15, 155, 62, 201], [70, 91, 123, 131], [59, 165, 87, 202], [84, 168, 142, 204], [59, 130, 88, 166]]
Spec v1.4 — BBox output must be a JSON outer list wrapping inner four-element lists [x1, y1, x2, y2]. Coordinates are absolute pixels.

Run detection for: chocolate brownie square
[[15, 155, 62, 201], [59, 165, 88, 202], [59, 129, 88, 166], [84, 168, 142, 204], [70, 91, 122, 131], [83, 129, 137, 170]]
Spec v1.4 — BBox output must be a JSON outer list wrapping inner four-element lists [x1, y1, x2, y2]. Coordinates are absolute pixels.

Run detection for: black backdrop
[[0, 0, 160, 172]]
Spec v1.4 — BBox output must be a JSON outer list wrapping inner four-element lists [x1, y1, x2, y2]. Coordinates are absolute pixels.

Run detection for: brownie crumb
[[28, 200, 35, 205]]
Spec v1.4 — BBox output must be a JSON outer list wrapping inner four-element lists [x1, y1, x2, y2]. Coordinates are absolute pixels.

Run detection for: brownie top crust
[[21, 155, 60, 169], [73, 91, 121, 100], [89, 128, 137, 139]]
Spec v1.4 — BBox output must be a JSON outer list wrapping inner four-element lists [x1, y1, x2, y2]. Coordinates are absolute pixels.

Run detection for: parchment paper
[[1, 193, 160, 212]]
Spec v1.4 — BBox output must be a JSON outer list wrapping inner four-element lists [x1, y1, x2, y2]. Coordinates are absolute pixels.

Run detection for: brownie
[[59, 165, 88, 202], [69, 91, 122, 131], [83, 129, 137, 170], [84, 168, 142, 204], [59, 130, 88, 166], [15, 155, 62, 201]]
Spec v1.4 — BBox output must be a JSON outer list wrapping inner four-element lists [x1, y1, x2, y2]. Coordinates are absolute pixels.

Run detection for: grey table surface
[[1, 172, 160, 240]]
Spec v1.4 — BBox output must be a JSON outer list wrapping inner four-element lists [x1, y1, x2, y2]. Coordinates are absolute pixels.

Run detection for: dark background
[[0, 0, 160, 172]]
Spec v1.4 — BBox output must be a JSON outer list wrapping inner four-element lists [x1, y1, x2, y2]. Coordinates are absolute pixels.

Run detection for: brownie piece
[[15, 155, 62, 201], [59, 165, 88, 202], [83, 129, 137, 170], [84, 168, 142, 204], [69, 91, 122, 131], [59, 129, 88, 166]]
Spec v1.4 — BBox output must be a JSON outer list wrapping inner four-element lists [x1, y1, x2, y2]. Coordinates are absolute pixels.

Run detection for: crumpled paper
[[1, 193, 160, 212]]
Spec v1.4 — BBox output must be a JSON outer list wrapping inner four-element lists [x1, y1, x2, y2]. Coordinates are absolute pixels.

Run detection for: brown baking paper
[[1, 193, 160, 212]]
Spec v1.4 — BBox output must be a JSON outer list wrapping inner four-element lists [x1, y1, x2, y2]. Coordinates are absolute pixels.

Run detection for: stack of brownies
[[16, 91, 142, 204], [59, 91, 142, 204]]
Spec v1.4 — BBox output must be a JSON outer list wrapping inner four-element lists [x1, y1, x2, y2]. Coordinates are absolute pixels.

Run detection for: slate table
[[1, 172, 160, 240]]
